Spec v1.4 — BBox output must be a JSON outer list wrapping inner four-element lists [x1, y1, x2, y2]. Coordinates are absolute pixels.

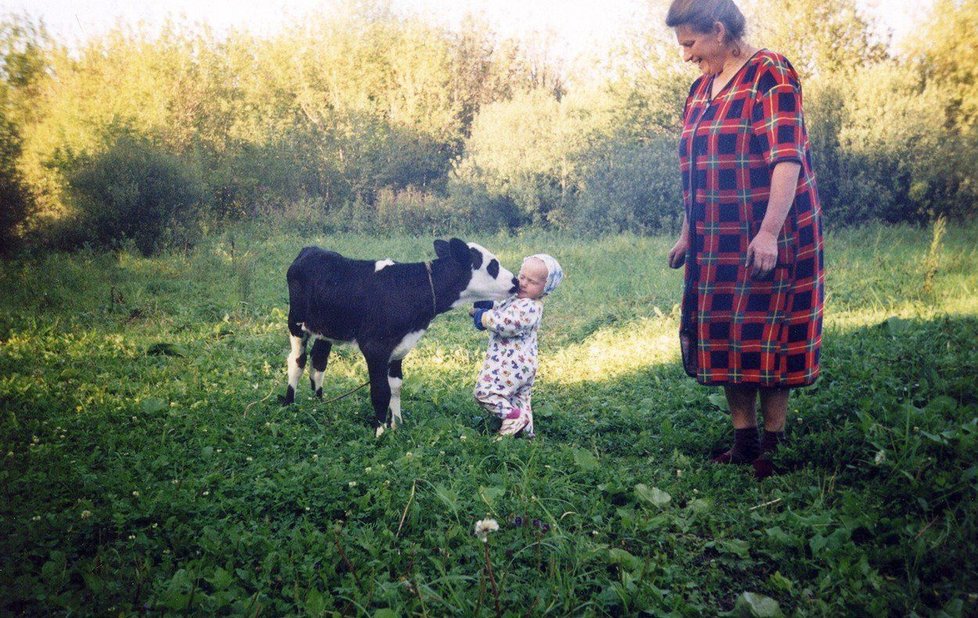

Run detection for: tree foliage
[[0, 0, 975, 254]]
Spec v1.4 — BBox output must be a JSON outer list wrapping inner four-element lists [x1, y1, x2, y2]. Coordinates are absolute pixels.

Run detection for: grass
[[1, 221, 977, 616]]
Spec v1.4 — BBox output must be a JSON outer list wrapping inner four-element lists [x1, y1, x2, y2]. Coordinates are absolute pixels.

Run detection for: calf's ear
[[448, 238, 471, 264], [468, 247, 483, 270], [433, 239, 450, 259]]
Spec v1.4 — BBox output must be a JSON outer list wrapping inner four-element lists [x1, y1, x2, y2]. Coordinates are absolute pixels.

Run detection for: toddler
[[470, 254, 563, 437]]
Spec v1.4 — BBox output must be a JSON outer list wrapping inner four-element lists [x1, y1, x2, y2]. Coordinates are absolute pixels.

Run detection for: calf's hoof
[[279, 387, 296, 406]]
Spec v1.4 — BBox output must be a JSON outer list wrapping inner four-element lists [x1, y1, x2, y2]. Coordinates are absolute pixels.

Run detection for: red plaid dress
[[678, 50, 824, 387]]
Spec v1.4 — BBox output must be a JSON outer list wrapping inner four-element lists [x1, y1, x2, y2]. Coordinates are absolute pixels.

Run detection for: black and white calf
[[283, 238, 517, 436]]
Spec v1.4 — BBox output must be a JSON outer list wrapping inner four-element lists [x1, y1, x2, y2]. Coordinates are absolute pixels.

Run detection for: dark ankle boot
[[711, 427, 760, 464], [753, 430, 786, 479]]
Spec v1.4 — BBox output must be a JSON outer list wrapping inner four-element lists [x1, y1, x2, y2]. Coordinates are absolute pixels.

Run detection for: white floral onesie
[[473, 296, 543, 437]]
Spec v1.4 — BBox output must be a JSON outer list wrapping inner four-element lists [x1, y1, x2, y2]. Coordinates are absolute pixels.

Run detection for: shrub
[[567, 131, 682, 236], [65, 133, 205, 255], [0, 109, 30, 255], [374, 186, 465, 235]]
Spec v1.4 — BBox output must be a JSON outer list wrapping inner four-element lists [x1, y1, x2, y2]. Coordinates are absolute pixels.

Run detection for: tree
[[745, 0, 887, 80], [904, 0, 978, 130]]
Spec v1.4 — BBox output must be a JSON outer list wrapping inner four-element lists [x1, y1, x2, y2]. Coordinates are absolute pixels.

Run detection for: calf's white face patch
[[453, 242, 516, 307]]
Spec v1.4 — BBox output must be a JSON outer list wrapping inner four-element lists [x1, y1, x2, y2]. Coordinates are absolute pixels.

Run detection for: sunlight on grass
[[545, 317, 679, 385]]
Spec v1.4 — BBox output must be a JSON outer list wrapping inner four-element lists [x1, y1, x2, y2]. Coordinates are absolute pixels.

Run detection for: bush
[[0, 109, 30, 255], [65, 133, 206, 255], [567, 131, 682, 235], [374, 186, 465, 235]]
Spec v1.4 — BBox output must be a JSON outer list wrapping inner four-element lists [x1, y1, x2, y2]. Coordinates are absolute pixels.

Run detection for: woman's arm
[[668, 214, 690, 269], [746, 161, 801, 277]]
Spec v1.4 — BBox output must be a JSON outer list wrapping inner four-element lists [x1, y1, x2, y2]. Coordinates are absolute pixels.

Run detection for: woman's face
[[675, 24, 722, 76]]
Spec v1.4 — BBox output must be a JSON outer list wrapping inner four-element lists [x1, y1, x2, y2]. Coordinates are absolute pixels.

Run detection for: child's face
[[516, 258, 548, 300]]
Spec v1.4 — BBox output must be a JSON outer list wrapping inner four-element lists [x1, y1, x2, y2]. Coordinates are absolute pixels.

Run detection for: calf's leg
[[284, 332, 308, 405], [388, 359, 403, 429], [364, 352, 393, 437], [309, 338, 332, 398]]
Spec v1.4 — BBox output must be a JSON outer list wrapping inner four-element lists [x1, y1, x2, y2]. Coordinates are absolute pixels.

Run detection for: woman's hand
[[668, 236, 689, 269], [746, 230, 778, 278]]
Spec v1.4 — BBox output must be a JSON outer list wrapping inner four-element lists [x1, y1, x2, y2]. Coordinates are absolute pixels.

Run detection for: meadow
[[1, 222, 977, 616]]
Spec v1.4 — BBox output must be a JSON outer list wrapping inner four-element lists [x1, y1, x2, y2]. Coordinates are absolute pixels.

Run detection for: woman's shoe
[[752, 455, 777, 479]]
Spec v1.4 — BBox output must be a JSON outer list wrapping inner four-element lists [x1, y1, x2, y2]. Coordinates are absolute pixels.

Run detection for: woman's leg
[[713, 385, 761, 464], [758, 387, 788, 432], [754, 387, 790, 478], [725, 385, 758, 429]]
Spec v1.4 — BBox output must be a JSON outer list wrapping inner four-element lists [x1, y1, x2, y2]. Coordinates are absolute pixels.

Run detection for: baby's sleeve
[[483, 299, 542, 338]]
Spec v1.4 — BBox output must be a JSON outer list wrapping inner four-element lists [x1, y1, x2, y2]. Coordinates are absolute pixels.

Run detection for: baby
[[470, 254, 563, 437]]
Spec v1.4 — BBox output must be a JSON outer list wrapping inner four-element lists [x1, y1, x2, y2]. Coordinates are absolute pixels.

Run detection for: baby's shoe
[[498, 407, 528, 437]]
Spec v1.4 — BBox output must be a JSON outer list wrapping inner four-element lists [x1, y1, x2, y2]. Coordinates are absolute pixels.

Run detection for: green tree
[[745, 0, 887, 79], [904, 0, 978, 130]]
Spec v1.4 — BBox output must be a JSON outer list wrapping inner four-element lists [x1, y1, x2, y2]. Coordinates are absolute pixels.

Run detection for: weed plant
[[1, 223, 977, 615]]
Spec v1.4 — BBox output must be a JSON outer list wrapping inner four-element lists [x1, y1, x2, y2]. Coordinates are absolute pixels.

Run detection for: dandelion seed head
[[474, 518, 499, 542]]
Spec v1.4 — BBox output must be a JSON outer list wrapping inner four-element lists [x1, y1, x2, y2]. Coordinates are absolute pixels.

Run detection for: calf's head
[[434, 238, 517, 306]]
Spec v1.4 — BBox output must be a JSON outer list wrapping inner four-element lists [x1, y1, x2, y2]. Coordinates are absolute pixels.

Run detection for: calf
[[283, 238, 517, 436]]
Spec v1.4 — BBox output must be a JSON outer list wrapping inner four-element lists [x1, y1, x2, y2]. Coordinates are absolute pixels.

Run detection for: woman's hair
[[666, 0, 746, 41]]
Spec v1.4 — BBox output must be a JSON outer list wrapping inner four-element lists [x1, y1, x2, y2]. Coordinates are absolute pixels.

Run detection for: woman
[[665, 0, 824, 478]]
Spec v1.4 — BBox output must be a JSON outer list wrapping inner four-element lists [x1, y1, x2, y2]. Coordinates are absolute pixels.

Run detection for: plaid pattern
[[678, 51, 824, 387]]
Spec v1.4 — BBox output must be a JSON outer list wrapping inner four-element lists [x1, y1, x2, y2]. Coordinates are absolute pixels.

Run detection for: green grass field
[[2, 223, 977, 616]]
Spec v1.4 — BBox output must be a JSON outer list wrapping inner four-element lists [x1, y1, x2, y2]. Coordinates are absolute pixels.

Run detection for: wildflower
[[216, 448, 222, 453], [364, 467, 372, 473], [32, 515, 41, 521], [348, 481, 358, 488], [474, 518, 499, 542], [81, 510, 92, 519], [246, 456, 253, 462], [676, 469, 683, 478], [202, 490, 210, 496], [459, 434, 467, 442], [132, 491, 140, 497], [512, 516, 524, 527], [874, 450, 886, 465], [128, 534, 136, 540], [312, 454, 319, 460], [151, 523, 158, 529]]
